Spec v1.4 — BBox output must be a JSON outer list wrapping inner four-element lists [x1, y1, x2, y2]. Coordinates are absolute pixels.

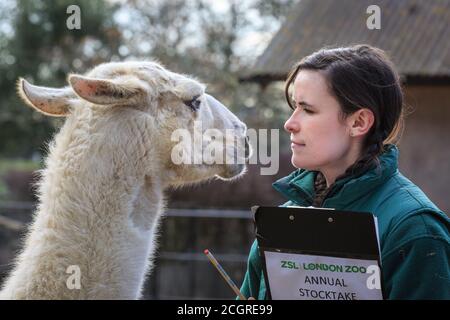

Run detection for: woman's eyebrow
[[292, 98, 315, 108]]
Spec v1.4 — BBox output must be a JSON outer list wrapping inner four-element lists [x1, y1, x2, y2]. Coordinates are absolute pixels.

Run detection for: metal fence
[[0, 201, 255, 299]]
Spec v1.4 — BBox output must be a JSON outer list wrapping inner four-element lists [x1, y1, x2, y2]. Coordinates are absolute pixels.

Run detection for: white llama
[[0, 61, 249, 299]]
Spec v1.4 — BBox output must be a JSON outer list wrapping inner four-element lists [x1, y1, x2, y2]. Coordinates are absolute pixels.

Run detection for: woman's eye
[[296, 105, 313, 114], [183, 95, 201, 112]]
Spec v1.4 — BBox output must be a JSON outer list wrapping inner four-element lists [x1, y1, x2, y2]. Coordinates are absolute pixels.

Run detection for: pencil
[[204, 249, 247, 300]]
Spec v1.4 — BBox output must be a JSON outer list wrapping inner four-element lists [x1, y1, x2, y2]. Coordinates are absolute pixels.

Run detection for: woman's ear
[[348, 108, 375, 137]]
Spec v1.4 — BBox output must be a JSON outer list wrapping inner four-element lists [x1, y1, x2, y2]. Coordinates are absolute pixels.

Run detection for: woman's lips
[[291, 141, 306, 149]]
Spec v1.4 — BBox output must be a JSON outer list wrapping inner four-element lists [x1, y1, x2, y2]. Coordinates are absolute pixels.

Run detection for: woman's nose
[[284, 113, 300, 133]]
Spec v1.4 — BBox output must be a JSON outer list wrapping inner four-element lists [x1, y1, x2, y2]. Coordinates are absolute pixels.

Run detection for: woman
[[240, 45, 450, 300]]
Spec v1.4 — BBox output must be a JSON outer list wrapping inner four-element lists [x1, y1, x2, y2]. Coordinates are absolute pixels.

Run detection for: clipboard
[[252, 206, 385, 300]]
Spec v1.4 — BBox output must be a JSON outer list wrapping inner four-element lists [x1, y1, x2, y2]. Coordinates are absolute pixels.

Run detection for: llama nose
[[233, 122, 247, 134]]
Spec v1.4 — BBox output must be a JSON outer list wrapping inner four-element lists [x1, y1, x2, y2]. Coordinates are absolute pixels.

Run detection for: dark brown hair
[[284, 44, 405, 206]]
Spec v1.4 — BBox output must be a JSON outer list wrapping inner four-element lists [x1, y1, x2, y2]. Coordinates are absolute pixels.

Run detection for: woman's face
[[284, 70, 352, 171]]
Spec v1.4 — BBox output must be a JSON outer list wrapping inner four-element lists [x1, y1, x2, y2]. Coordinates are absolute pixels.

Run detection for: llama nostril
[[233, 122, 247, 134]]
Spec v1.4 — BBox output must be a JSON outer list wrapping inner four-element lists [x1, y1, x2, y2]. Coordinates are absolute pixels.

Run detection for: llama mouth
[[244, 136, 252, 159], [216, 163, 247, 181]]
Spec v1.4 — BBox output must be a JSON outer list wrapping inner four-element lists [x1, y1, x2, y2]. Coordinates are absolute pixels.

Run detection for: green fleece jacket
[[240, 144, 450, 300]]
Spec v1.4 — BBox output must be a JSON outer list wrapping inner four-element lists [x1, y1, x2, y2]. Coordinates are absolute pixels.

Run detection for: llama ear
[[17, 78, 74, 117], [68, 75, 144, 105]]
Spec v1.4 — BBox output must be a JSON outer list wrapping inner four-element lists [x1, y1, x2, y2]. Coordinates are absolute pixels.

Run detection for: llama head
[[17, 61, 250, 186]]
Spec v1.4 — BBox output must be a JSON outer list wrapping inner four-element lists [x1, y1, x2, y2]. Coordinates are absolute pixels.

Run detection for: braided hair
[[284, 45, 405, 207]]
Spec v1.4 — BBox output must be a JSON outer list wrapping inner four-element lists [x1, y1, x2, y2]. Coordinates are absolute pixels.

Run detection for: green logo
[[281, 260, 299, 269]]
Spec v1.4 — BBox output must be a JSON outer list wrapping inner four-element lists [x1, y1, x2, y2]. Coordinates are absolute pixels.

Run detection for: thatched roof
[[243, 0, 450, 84]]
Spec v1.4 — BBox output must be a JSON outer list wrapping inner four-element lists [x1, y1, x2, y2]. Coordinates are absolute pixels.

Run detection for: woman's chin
[[291, 157, 315, 171]]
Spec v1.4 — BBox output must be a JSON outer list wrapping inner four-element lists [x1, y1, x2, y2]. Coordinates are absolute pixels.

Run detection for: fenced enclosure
[[0, 201, 255, 300]]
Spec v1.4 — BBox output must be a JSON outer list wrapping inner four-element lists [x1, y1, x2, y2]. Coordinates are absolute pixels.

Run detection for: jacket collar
[[272, 144, 399, 208]]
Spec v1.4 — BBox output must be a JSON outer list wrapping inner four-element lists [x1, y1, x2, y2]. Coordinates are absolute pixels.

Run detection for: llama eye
[[183, 95, 201, 112]]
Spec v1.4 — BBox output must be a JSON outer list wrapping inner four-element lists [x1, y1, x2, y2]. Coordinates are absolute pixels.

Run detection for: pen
[[204, 249, 247, 300]]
